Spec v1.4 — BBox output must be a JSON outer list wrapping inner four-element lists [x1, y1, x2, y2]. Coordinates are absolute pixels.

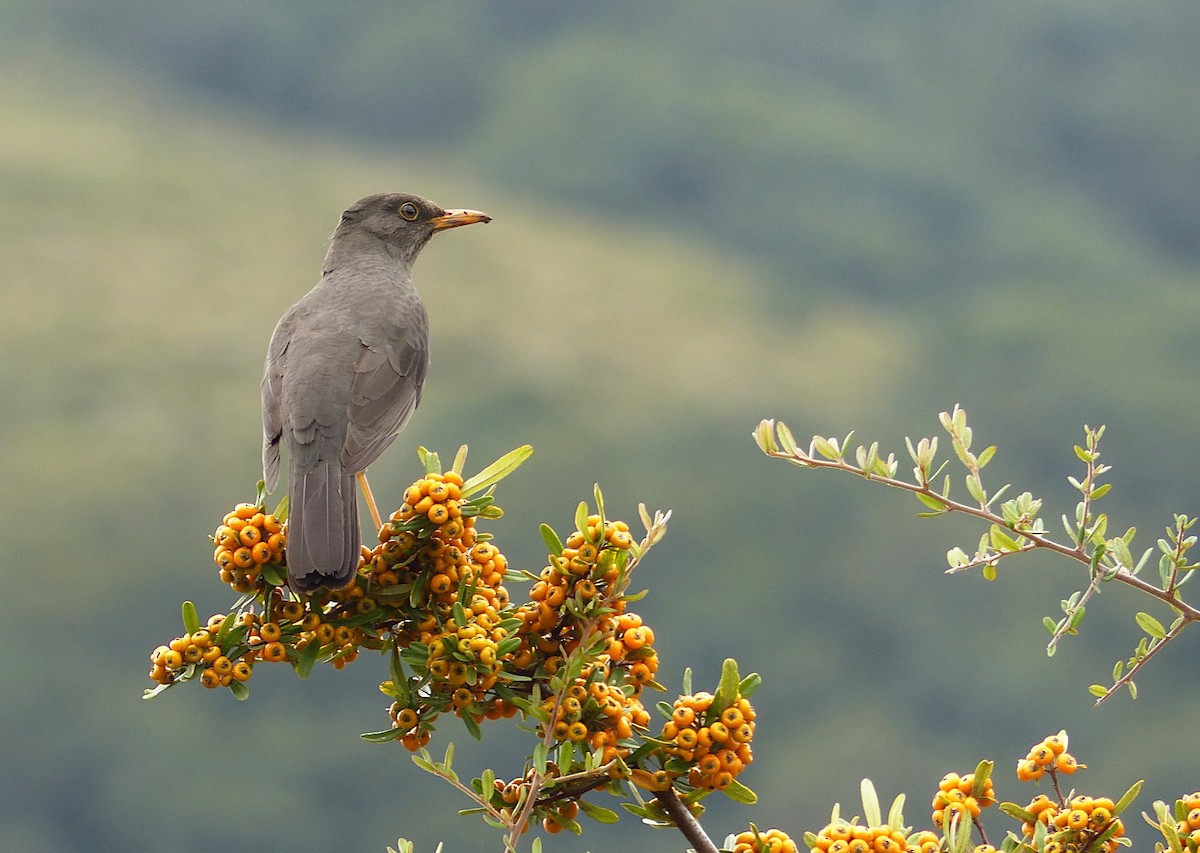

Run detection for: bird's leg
[[356, 470, 384, 535]]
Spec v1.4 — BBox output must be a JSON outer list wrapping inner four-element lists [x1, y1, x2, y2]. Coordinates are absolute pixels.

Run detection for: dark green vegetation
[[3, 4, 1200, 851]]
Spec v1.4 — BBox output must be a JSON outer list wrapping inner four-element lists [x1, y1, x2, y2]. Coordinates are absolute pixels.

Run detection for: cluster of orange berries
[[733, 826, 798, 853], [659, 690, 756, 791], [538, 666, 652, 763], [394, 470, 471, 541], [931, 770, 995, 829], [487, 768, 582, 835], [806, 822, 908, 853], [1016, 732, 1082, 781], [212, 503, 286, 593], [148, 613, 252, 688], [1019, 793, 1125, 852], [1171, 792, 1200, 849], [519, 516, 635, 634]]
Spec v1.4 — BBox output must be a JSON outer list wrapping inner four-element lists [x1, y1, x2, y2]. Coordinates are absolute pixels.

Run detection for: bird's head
[[331, 193, 491, 266]]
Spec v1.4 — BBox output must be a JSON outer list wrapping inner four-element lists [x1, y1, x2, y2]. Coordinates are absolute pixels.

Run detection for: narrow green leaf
[[916, 492, 947, 512], [1091, 482, 1112, 499], [228, 679, 250, 701], [812, 435, 840, 460], [1113, 779, 1143, 815], [451, 444, 469, 476], [578, 799, 621, 824], [460, 445, 533, 498], [752, 419, 776, 454], [214, 611, 239, 649], [860, 778, 882, 827], [990, 526, 1020, 553], [540, 523, 564, 557], [1088, 684, 1107, 698], [361, 727, 407, 743], [293, 636, 319, 679], [965, 474, 986, 504], [1135, 611, 1166, 639], [182, 601, 201, 635], [737, 672, 761, 698], [1042, 616, 1057, 634], [713, 658, 741, 711], [681, 667, 693, 696], [776, 421, 799, 455], [886, 793, 906, 833], [723, 778, 757, 804], [976, 445, 997, 469], [1000, 802, 1038, 823], [273, 494, 289, 524]]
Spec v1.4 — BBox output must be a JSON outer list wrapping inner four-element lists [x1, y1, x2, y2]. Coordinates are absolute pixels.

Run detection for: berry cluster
[[1016, 732, 1082, 781], [1171, 792, 1200, 849], [212, 503, 286, 593], [537, 665, 652, 763], [1020, 793, 1124, 852], [931, 770, 995, 829], [659, 690, 756, 791], [806, 821, 908, 853], [149, 613, 251, 688], [733, 826, 798, 853]]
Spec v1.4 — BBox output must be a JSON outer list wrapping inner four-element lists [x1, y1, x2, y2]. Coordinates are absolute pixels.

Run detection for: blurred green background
[[4, 2, 1200, 850]]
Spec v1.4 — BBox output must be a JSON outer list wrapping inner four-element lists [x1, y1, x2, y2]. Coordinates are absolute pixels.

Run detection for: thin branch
[[1096, 618, 1186, 706], [764, 447, 1200, 622], [652, 788, 720, 853]]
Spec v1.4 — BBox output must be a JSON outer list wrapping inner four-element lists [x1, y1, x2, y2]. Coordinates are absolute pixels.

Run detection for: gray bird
[[261, 193, 491, 592]]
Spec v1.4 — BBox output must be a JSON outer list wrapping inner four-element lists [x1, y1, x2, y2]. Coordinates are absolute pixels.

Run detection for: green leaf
[[990, 526, 1020, 553], [273, 494, 289, 523], [261, 562, 286, 587], [713, 658, 741, 712], [999, 802, 1038, 823], [1091, 482, 1112, 499], [578, 799, 620, 824], [1088, 684, 1107, 698], [142, 682, 173, 700], [451, 444, 469, 476], [574, 500, 591, 540], [228, 679, 250, 701], [361, 727, 406, 743], [737, 672, 761, 699], [540, 523, 564, 557], [886, 792, 906, 832], [293, 636, 319, 679], [460, 445, 533, 498], [860, 778, 882, 827], [1113, 779, 1143, 815], [461, 709, 482, 740], [182, 601, 201, 635], [776, 421, 799, 455], [214, 611, 239, 649], [812, 435, 840, 461], [965, 474, 986, 504], [976, 445, 997, 469], [1135, 611, 1166, 639], [723, 778, 758, 804], [1042, 616, 1057, 634], [916, 492, 947, 512]]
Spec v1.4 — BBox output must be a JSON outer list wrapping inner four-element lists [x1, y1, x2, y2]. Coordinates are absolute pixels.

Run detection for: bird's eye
[[398, 201, 420, 221]]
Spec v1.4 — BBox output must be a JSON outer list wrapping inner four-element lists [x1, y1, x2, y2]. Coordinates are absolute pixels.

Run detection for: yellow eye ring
[[399, 201, 420, 221]]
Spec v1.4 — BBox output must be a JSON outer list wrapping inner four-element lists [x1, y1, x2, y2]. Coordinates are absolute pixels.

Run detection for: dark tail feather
[[286, 459, 360, 592]]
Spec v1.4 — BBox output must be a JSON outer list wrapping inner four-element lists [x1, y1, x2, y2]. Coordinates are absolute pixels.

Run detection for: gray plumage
[[262, 193, 490, 592]]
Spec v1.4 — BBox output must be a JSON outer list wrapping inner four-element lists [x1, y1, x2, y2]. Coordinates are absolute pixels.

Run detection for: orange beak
[[430, 209, 492, 231]]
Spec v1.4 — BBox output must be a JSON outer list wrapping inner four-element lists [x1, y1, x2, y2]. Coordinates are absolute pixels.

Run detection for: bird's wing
[[342, 333, 428, 474], [261, 312, 295, 491]]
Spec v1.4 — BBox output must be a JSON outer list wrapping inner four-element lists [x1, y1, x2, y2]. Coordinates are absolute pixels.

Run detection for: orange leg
[[356, 470, 383, 535]]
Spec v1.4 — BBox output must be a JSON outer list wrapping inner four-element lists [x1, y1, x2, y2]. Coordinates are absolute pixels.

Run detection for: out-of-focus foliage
[[3, 3, 1200, 852]]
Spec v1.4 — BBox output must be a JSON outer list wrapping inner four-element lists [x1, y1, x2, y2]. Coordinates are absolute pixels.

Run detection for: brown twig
[[653, 788, 720, 853]]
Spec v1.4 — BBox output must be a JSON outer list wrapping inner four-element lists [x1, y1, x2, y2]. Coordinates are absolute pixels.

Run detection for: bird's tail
[[285, 459, 360, 592]]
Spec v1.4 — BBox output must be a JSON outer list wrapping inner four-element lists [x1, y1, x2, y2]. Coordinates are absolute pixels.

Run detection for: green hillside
[[3, 19, 1200, 853]]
